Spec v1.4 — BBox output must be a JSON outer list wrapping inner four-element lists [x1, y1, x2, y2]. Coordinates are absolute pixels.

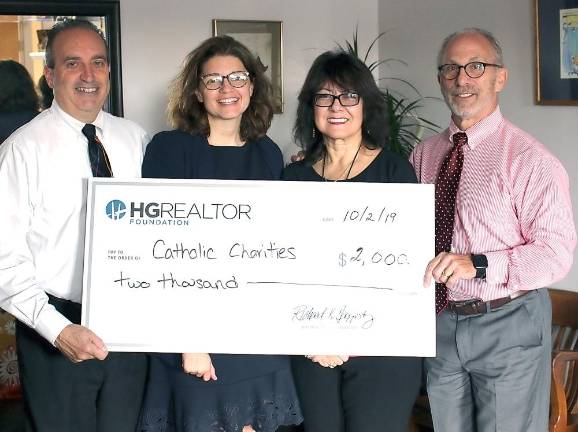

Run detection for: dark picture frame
[[0, 0, 124, 116], [213, 19, 283, 113], [535, 0, 578, 105]]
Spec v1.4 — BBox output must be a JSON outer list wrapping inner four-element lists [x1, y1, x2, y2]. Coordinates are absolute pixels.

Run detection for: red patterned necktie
[[434, 132, 467, 313]]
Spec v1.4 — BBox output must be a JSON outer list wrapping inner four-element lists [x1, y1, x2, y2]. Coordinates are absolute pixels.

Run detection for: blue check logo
[[105, 200, 126, 220]]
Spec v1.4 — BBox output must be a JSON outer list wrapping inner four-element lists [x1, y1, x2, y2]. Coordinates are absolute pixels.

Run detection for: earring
[[312, 128, 316, 139]]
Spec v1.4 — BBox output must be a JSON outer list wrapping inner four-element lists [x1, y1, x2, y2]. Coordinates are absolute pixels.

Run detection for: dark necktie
[[82, 124, 113, 177], [434, 131, 467, 313]]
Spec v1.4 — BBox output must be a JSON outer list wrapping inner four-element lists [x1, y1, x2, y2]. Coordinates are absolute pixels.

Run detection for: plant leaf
[[337, 28, 440, 157]]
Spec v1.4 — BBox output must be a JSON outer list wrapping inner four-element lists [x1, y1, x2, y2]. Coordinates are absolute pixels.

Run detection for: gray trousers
[[425, 289, 551, 432]]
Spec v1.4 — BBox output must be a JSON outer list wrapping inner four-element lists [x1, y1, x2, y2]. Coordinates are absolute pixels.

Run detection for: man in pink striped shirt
[[410, 28, 576, 431]]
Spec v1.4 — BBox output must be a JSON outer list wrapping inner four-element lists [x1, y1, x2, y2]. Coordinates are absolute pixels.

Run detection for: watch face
[[475, 266, 486, 279], [472, 254, 488, 268]]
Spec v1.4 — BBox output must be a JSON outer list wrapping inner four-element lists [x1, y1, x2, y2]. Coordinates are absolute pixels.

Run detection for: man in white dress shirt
[[0, 19, 148, 431]]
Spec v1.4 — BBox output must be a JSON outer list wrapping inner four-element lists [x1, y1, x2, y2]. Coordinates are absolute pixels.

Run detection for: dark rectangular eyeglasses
[[313, 92, 360, 107]]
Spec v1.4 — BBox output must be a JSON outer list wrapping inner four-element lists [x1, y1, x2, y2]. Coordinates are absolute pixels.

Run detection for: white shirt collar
[[51, 100, 105, 136]]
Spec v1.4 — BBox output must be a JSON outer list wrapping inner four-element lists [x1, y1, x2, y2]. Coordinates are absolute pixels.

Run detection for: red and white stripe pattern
[[410, 107, 576, 301]]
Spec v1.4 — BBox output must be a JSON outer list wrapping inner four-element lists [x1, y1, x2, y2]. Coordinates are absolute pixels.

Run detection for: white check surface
[[82, 179, 435, 356]]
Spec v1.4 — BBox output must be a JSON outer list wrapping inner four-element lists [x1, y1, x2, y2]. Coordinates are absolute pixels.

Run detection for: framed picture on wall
[[213, 19, 283, 113], [535, 0, 578, 105]]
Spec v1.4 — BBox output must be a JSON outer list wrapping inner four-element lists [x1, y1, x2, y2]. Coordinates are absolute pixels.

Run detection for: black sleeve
[[393, 157, 418, 184], [386, 151, 418, 184], [141, 131, 187, 179], [257, 136, 284, 180], [281, 162, 302, 181]]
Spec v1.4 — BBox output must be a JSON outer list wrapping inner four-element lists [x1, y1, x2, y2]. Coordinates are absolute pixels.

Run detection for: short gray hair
[[437, 28, 503, 67]]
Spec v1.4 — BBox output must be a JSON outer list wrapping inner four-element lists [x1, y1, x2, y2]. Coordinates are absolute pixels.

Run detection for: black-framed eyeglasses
[[313, 92, 360, 107], [438, 62, 503, 80], [200, 71, 251, 90]]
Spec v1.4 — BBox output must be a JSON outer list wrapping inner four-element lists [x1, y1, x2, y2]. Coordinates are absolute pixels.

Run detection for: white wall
[[119, 0, 379, 156], [117, 0, 577, 290], [378, 0, 578, 290]]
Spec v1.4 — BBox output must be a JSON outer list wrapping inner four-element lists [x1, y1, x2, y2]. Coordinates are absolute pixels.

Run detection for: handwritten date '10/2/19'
[[338, 247, 409, 267], [343, 206, 396, 224]]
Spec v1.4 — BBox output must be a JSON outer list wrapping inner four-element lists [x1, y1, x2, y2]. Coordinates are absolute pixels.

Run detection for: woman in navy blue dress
[[137, 36, 302, 432]]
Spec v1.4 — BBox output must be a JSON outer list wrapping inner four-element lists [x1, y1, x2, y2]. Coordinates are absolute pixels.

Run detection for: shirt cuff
[[484, 250, 510, 286], [34, 306, 73, 346]]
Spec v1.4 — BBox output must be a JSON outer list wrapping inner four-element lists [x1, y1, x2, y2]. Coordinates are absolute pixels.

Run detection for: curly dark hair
[[0, 60, 39, 113], [293, 50, 389, 164], [168, 36, 274, 141]]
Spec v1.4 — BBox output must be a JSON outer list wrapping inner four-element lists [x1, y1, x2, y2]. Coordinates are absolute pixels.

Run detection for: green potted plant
[[338, 30, 439, 157]]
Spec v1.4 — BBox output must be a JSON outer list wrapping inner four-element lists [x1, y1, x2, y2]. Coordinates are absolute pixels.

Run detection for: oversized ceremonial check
[[82, 179, 435, 356]]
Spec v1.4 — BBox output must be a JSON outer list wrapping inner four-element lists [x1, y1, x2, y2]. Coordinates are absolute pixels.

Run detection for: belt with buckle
[[447, 290, 532, 316]]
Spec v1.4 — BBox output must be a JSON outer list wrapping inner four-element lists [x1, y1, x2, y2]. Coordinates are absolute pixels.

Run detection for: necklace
[[321, 144, 362, 181]]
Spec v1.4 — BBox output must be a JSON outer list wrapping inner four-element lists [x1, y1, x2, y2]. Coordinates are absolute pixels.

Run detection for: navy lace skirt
[[137, 353, 303, 432]]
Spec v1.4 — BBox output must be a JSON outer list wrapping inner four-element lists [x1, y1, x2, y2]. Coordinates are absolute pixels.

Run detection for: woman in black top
[[283, 50, 421, 432], [138, 36, 302, 432]]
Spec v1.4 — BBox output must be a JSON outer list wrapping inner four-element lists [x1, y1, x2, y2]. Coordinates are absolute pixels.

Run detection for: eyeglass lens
[[202, 71, 250, 90], [439, 62, 494, 79], [314, 92, 360, 107]]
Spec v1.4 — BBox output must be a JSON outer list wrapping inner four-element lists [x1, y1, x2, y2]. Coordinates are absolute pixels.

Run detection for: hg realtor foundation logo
[[105, 200, 127, 220], [104, 199, 253, 226]]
